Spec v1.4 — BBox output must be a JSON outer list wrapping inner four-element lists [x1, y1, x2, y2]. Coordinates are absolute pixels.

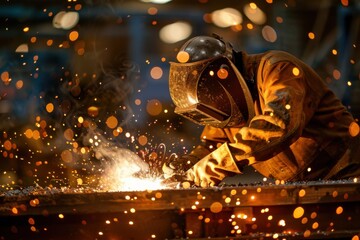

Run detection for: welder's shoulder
[[261, 50, 300, 65]]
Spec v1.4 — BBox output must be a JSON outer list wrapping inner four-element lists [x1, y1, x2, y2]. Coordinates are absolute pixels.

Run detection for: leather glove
[[162, 145, 211, 179], [184, 143, 241, 188], [162, 154, 199, 179]]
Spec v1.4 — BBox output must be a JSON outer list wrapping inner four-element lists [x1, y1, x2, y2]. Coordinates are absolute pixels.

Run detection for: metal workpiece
[[1, 180, 360, 214], [1, 180, 360, 239]]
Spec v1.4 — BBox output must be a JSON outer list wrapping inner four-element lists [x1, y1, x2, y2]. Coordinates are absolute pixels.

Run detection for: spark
[[86, 130, 168, 192]]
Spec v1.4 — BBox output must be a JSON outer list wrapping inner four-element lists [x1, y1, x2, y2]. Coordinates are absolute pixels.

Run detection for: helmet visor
[[174, 103, 229, 125], [169, 56, 252, 127], [169, 59, 208, 109]]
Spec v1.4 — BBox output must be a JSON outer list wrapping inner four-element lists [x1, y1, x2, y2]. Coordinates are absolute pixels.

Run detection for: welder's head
[[169, 35, 254, 128]]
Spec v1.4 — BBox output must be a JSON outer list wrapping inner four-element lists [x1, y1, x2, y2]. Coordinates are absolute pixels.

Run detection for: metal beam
[[0, 180, 359, 239]]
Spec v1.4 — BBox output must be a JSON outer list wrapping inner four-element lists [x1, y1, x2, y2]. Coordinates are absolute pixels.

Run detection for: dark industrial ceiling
[[2, 0, 359, 106]]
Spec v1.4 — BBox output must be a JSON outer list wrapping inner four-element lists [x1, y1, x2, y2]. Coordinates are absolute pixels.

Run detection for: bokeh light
[[243, 3, 266, 25], [262, 25, 277, 42], [53, 11, 79, 30], [150, 66, 163, 80], [293, 206, 305, 219], [211, 8, 243, 28], [106, 116, 118, 129], [146, 99, 163, 116], [176, 51, 190, 63], [159, 21, 192, 43], [15, 44, 29, 53]]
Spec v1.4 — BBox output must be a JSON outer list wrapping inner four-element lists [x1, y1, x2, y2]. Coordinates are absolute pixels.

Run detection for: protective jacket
[[195, 50, 360, 181]]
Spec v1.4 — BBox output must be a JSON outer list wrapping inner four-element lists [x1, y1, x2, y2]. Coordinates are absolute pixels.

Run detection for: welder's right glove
[[184, 143, 241, 188]]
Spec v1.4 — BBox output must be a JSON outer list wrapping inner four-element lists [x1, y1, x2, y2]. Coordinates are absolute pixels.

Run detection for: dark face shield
[[174, 103, 229, 126], [169, 56, 254, 128]]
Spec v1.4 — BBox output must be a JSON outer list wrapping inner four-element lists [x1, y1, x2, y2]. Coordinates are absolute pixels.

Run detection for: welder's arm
[[184, 62, 307, 187], [230, 62, 306, 164], [184, 142, 241, 187]]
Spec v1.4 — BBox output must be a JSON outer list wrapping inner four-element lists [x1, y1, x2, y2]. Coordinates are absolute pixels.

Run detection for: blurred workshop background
[[0, 0, 359, 188]]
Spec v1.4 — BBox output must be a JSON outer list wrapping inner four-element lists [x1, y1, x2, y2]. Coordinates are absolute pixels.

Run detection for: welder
[[162, 34, 360, 188]]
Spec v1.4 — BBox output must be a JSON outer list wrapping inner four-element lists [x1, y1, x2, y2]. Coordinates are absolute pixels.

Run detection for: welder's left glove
[[162, 145, 211, 179], [183, 143, 241, 188]]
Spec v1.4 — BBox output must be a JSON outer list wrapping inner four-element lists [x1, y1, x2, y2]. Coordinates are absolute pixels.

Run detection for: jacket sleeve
[[230, 61, 307, 165]]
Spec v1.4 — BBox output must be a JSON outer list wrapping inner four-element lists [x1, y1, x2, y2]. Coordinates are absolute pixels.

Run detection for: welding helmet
[[169, 35, 254, 128]]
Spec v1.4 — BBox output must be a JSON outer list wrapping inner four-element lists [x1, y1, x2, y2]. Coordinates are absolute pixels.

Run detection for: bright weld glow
[[89, 131, 168, 192], [107, 177, 167, 192]]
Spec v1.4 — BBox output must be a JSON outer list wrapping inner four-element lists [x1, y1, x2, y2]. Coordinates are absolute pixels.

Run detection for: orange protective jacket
[[196, 50, 359, 181]]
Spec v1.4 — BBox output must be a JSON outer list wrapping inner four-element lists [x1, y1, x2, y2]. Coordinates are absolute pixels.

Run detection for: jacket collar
[[234, 51, 265, 100], [236, 51, 265, 82]]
